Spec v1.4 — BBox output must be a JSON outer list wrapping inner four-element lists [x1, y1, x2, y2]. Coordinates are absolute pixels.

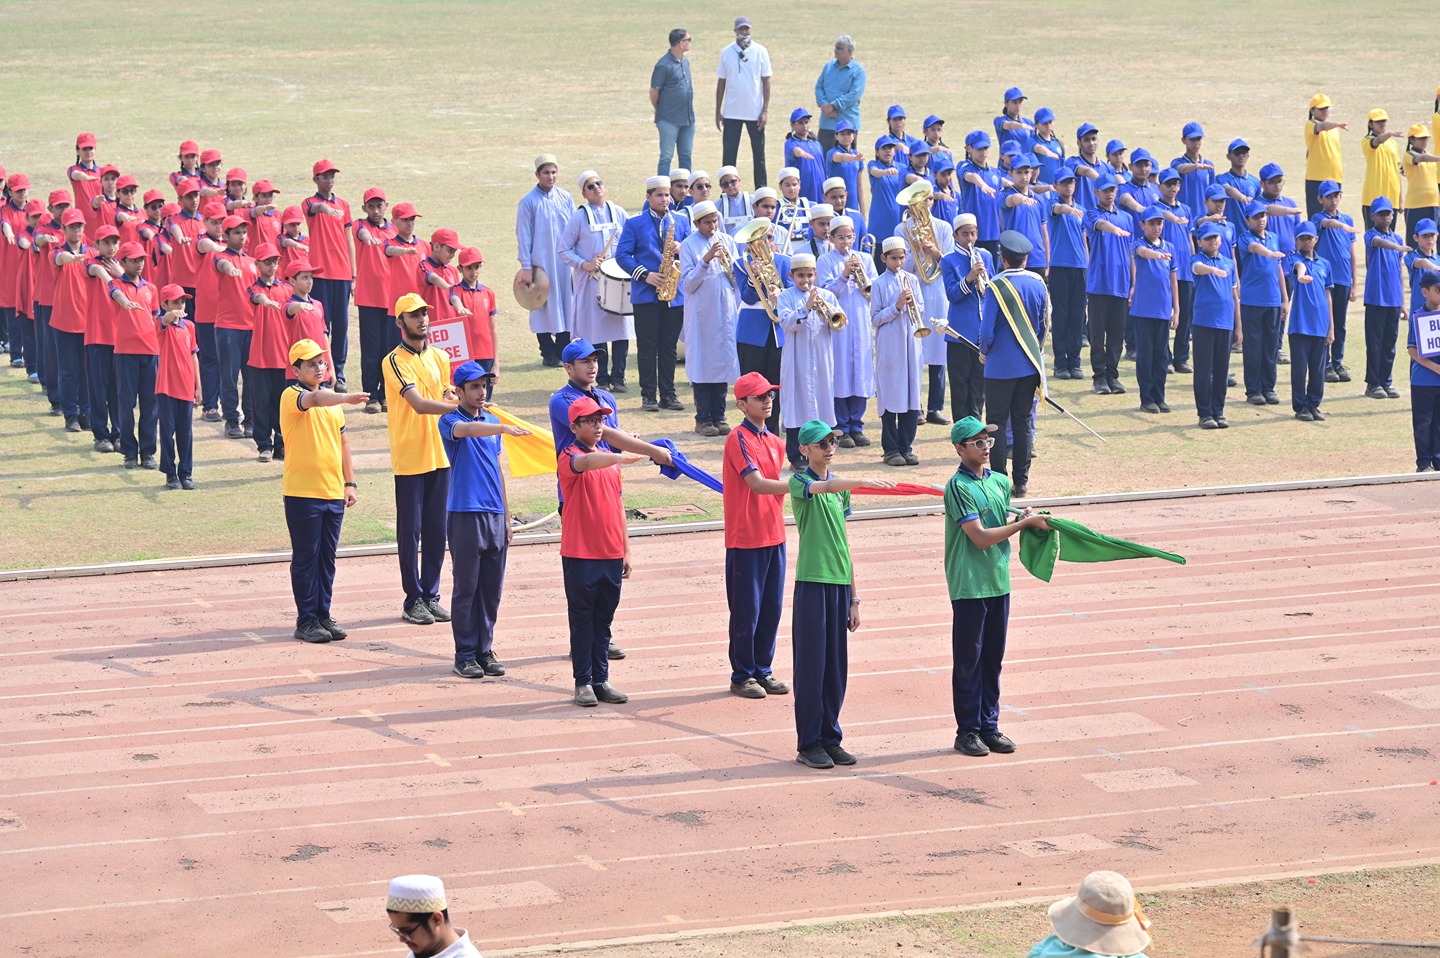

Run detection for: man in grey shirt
[[650, 28, 696, 176]]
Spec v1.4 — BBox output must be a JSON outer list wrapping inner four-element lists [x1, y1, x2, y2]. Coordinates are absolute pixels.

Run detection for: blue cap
[[1416, 218, 1439, 236], [1105, 138, 1126, 155], [875, 134, 899, 151], [560, 338, 607, 363], [1317, 179, 1342, 197], [452, 359, 496, 387], [1004, 86, 1026, 102], [910, 141, 932, 155], [1158, 166, 1181, 184], [1077, 122, 1099, 139], [887, 104, 907, 120], [1295, 221, 1318, 238], [1000, 140, 1022, 157], [1244, 199, 1268, 219], [923, 114, 944, 129], [1421, 270, 1440, 289], [1370, 196, 1394, 214], [1095, 171, 1119, 192], [1205, 184, 1229, 201], [835, 119, 856, 134], [1130, 147, 1154, 165], [1259, 162, 1284, 180], [1228, 137, 1250, 153], [932, 153, 956, 173], [1010, 153, 1035, 170], [790, 106, 812, 123], [1196, 222, 1224, 240], [1034, 106, 1055, 124], [1055, 168, 1077, 182], [1182, 121, 1205, 139], [966, 129, 992, 149], [1140, 205, 1165, 222]]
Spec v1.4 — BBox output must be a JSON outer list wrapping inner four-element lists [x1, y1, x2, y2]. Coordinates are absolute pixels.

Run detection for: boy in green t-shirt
[[789, 419, 895, 769], [943, 416, 1049, 758]]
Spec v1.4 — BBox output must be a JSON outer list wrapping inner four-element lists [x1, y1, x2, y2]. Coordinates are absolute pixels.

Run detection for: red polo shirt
[[452, 282, 498, 358], [69, 164, 102, 231], [285, 295, 330, 381], [245, 209, 281, 258], [247, 278, 293, 369], [194, 242, 220, 325], [722, 420, 787, 549], [50, 243, 93, 334], [278, 231, 308, 278], [384, 234, 429, 311], [110, 275, 160, 355], [303, 193, 353, 279], [33, 219, 63, 308], [213, 248, 258, 330], [84, 257, 117, 346], [166, 212, 204, 288], [557, 443, 627, 560], [418, 257, 460, 321], [156, 318, 198, 401], [352, 217, 395, 309]]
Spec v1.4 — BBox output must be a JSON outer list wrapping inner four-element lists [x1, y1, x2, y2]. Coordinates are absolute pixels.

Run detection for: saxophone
[[656, 216, 681, 302]]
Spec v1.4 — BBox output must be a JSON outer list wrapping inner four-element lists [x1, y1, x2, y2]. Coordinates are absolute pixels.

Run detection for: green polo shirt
[[789, 469, 853, 585], [943, 465, 1013, 599]]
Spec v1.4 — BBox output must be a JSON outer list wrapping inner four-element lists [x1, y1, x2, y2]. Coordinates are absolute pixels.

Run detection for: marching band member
[[896, 190, 955, 426], [679, 200, 744, 435], [940, 213, 993, 422], [736, 210, 790, 434], [804, 203, 834, 258], [687, 169, 715, 215], [776, 251, 840, 469], [559, 170, 631, 391], [751, 186, 784, 249], [516, 154, 574, 367], [872, 236, 925, 466], [817, 215, 875, 447], [980, 230, 1050, 498], [616, 174, 691, 412], [716, 166, 753, 237], [822, 176, 868, 247], [775, 167, 812, 253], [669, 169, 693, 212]]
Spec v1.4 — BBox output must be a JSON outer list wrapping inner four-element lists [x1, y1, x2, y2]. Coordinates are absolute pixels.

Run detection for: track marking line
[[425, 753, 450, 768]]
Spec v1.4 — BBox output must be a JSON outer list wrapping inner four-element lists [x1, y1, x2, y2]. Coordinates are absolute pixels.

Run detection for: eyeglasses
[[388, 922, 425, 941], [813, 438, 839, 449], [692, 182, 712, 191], [965, 436, 996, 448]]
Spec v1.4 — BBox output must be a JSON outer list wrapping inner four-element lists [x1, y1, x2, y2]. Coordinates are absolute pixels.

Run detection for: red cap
[[76, 132, 97, 149], [430, 227, 461, 248], [94, 224, 121, 241], [6, 173, 30, 190], [117, 241, 146, 259], [115, 174, 139, 190], [252, 179, 278, 195], [221, 215, 248, 231], [734, 371, 780, 399], [567, 395, 614, 423], [61, 209, 86, 226], [160, 284, 190, 301], [201, 202, 228, 220], [200, 148, 222, 164], [48, 189, 73, 207], [143, 188, 165, 206], [24, 199, 43, 216], [175, 177, 201, 197], [458, 246, 485, 267], [362, 187, 387, 204], [161, 202, 181, 217], [253, 242, 280, 261], [98, 164, 120, 178], [391, 202, 421, 219], [179, 140, 200, 155], [284, 257, 324, 278], [226, 167, 247, 184], [281, 205, 304, 224], [311, 158, 339, 177]]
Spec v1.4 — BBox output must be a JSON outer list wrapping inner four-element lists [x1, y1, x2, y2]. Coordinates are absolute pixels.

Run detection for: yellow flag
[[487, 404, 557, 478]]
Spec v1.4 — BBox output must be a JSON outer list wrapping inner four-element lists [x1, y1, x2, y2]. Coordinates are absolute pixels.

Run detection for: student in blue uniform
[[1170, 121, 1215, 221], [884, 104, 925, 159], [1362, 196, 1408, 400], [1065, 122, 1103, 209], [931, 154, 961, 225], [785, 108, 826, 204], [824, 121, 864, 212], [1194, 184, 1236, 262], [993, 86, 1033, 150], [1000, 155, 1048, 274], [1083, 173, 1133, 395], [940, 214, 993, 423], [1257, 163, 1303, 257], [1236, 201, 1290, 406], [1403, 219, 1440, 320], [961, 130, 1005, 257], [1216, 139, 1261, 239], [1116, 148, 1160, 233], [1155, 167, 1194, 373], [1408, 272, 1440, 471], [867, 137, 905, 267], [903, 141, 935, 187], [1190, 223, 1240, 429], [1046, 169, 1087, 379], [1029, 107, 1065, 187], [1129, 207, 1179, 414], [1312, 180, 1358, 383], [1285, 223, 1335, 421], [979, 230, 1047, 497]]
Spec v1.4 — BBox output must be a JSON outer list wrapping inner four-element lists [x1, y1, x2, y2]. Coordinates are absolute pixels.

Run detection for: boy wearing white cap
[[1028, 871, 1152, 958], [940, 213, 993, 421], [895, 190, 955, 426], [680, 200, 744, 433], [774, 167, 812, 253], [777, 251, 840, 467], [817, 214, 876, 445], [385, 873, 480, 958], [803, 202, 834, 258], [716, 166, 753, 236], [684, 169, 714, 222], [669, 169, 692, 211], [823, 176, 868, 246], [871, 235, 926, 465], [516, 154, 574, 366]]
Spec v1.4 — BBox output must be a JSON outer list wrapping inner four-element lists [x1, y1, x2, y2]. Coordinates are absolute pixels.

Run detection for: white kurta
[[679, 230, 743, 384], [895, 215, 956, 365], [870, 269, 924, 415], [515, 185, 574, 334], [816, 249, 875, 399], [717, 192, 754, 237], [777, 285, 839, 425], [559, 201, 632, 344]]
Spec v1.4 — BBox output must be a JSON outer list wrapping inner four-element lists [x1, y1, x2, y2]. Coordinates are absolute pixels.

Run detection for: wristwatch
[[344, 482, 358, 488]]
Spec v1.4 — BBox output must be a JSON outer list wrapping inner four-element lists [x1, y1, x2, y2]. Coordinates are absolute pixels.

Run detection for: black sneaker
[[1199, 418, 1219, 430], [318, 617, 348, 640], [1384, 386, 1400, 399], [796, 745, 835, 769], [610, 380, 628, 393], [452, 660, 485, 679], [955, 731, 990, 756], [1140, 402, 1161, 414], [837, 433, 856, 448], [1172, 361, 1193, 374], [1247, 394, 1267, 405], [756, 674, 790, 695], [1215, 417, 1230, 429], [823, 743, 857, 766], [1263, 391, 1280, 405], [242, 424, 253, 438], [642, 400, 660, 412], [141, 456, 157, 470], [402, 601, 435, 625], [1092, 378, 1111, 395], [426, 599, 451, 622], [1324, 367, 1340, 383], [1310, 408, 1326, 421], [95, 439, 114, 453], [1335, 365, 1352, 382], [123, 457, 139, 469], [1156, 401, 1171, 413], [981, 730, 1017, 753], [1226, 374, 1238, 387], [202, 409, 222, 423], [479, 651, 506, 676], [925, 411, 950, 426], [1296, 408, 1314, 421], [65, 418, 82, 433], [77, 414, 91, 429], [165, 478, 182, 490], [851, 432, 871, 447], [1107, 378, 1126, 394], [661, 398, 685, 411], [607, 643, 627, 660], [1366, 386, 1386, 399], [180, 477, 196, 490], [294, 619, 332, 643], [225, 424, 243, 439]]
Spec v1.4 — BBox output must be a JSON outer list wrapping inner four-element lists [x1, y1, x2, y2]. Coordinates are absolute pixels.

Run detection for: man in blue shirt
[[814, 35, 866, 154], [979, 230, 1048, 497], [1285, 223, 1334, 420], [1083, 173, 1133, 394], [1312, 180, 1357, 383], [650, 29, 696, 176], [1237, 201, 1290, 405], [1045, 169, 1087, 379]]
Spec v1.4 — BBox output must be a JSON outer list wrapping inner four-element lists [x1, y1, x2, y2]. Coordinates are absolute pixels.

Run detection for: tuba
[[656, 215, 681, 302], [897, 180, 942, 283], [734, 217, 783, 325]]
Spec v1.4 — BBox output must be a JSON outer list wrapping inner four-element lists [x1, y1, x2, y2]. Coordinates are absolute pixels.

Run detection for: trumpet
[[809, 289, 848, 330], [710, 236, 740, 295], [897, 180, 942, 283], [846, 251, 872, 299], [734, 217, 783, 325], [900, 275, 930, 338], [969, 245, 989, 298]]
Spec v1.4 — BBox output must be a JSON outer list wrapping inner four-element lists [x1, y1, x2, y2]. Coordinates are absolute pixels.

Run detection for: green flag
[[1018, 515, 1186, 582]]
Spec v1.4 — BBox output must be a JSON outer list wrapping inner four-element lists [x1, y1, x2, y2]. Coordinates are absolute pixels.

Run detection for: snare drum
[[596, 258, 633, 316]]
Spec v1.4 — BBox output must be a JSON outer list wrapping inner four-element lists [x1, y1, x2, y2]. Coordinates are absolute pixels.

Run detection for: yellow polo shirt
[[383, 342, 452, 476], [1361, 134, 1401, 206], [279, 384, 347, 500], [1404, 151, 1439, 210], [1303, 120, 1343, 182]]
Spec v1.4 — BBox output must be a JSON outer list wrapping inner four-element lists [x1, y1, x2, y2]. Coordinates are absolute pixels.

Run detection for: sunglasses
[[585, 181, 604, 190], [964, 436, 996, 448]]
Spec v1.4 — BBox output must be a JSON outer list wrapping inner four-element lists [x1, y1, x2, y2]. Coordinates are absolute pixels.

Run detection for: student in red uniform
[[0, 173, 30, 366], [51, 209, 93, 432], [450, 246, 498, 396], [384, 202, 428, 331], [223, 168, 251, 214], [155, 285, 199, 489], [10, 198, 42, 378], [419, 228, 462, 322], [84, 225, 123, 453], [33, 189, 70, 412], [108, 242, 161, 469], [284, 258, 331, 380], [92, 165, 121, 231], [170, 141, 201, 195], [246, 179, 281, 256], [303, 158, 353, 390], [112, 175, 144, 244], [69, 133, 103, 231], [278, 205, 309, 277], [196, 149, 225, 199], [247, 243, 293, 462], [137, 189, 171, 289], [192, 201, 229, 421], [213, 215, 260, 439], [353, 187, 396, 413]]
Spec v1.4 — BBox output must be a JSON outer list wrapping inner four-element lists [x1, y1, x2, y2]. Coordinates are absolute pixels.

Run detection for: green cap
[[949, 416, 998, 445], [797, 419, 842, 445]]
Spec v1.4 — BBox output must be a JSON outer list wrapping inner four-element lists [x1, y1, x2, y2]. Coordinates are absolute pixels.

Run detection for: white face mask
[[736, 33, 752, 49]]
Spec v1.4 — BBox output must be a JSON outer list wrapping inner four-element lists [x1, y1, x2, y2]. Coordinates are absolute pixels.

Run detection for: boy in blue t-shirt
[[1155, 167, 1194, 372], [824, 120, 864, 213], [1190, 223, 1240, 428], [1129, 207, 1179, 413], [1082, 173, 1133, 393], [1312, 180, 1358, 382], [1362, 197, 1409, 399], [960, 130, 1005, 256], [785, 108, 826, 204], [1045, 170, 1087, 379], [1408, 272, 1440, 471], [1257, 163, 1303, 256], [1402, 219, 1440, 318], [1236, 201, 1289, 405], [1000, 155, 1048, 270], [1029, 107, 1065, 187], [1286, 224, 1335, 420], [1216, 139, 1260, 240]]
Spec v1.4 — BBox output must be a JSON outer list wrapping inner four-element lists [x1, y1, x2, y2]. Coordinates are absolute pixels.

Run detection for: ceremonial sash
[[988, 274, 1049, 399]]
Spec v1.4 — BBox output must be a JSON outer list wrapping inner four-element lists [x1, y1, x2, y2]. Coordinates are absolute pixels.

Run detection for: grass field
[[0, 0, 1431, 570]]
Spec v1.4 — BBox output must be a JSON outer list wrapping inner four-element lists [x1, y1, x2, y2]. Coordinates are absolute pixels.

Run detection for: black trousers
[[249, 367, 288, 453], [947, 340, 985, 422], [158, 394, 193, 481], [818, 128, 837, 154], [880, 409, 919, 456], [985, 374, 1039, 487], [1240, 304, 1282, 396], [737, 338, 782, 432], [1328, 285, 1352, 369], [597, 339, 630, 387], [311, 276, 351, 381], [448, 510, 508, 663], [1289, 333, 1326, 411], [791, 580, 850, 751], [113, 353, 159, 461], [86, 343, 119, 443], [633, 301, 683, 403], [927, 364, 946, 413], [1363, 303, 1401, 389], [1304, 179, 1326, 219], [536, 331, 571, 364], [1191, 326, 1231, 422], [284, 495, 344, 626], [951, 594, 1009, 735], [563, 556, 624, 687], [394, 467, 451, 607], [1087, 293, 1128, 381], [1172, 280, 1195, 365], [1049, 266, 1087, 372], [722, 118, 768, 187], [1413, 384, 1440, 469], [358, 305, 399, 402]]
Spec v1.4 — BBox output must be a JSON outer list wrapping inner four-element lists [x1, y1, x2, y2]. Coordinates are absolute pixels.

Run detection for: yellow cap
[[1368, 108, 1389, 122], [288, 339, 324, 363], [1308, 93, 1332, 110], [1410, 123, 1430, 138], [393, 292, 428, 316]]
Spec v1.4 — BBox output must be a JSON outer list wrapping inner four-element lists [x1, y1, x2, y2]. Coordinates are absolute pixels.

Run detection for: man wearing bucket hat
[[1029, 871, 1152, 958]]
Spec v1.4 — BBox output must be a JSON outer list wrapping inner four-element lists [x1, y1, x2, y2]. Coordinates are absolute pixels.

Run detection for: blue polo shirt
[[1117, 178, 1159, 234], [1192, 217, 1235, 263], [1129, 238, 1176, 319], [1236, 229, 1284, 307], [1000, 189, 1048, 268], [438, 407, 506, 514], [1029, 133, 1065, 184], [1364, 229, 1405, 307], [1215, 170, 1260, 236], [1286, 253, 1333, 337], [1045, 196, 1087, 269], [960, 162, 1005, 241], [1064, 156, 1102, 209], [1191, 252, 1238, 330], [547, 380, 619, 456], [1262, 195, 1302, 253], [1158, 200, 1193, 283], [1170, 155, 1216, 220], [825, 147, 862, 203], [1083, 205, 1132, 296], [1410, 309, 1440, 387], [1312, 212, 1356, 287], [1404, 249, 1440, 315]]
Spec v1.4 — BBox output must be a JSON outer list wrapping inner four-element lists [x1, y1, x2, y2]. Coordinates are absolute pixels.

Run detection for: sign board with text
[[428, 321, 471, 371], [1416, 310, 1440, 360]]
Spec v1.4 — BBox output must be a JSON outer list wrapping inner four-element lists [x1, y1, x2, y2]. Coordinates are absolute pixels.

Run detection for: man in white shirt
[[384, 874, 482, 958], [715, 16, 773, 188]]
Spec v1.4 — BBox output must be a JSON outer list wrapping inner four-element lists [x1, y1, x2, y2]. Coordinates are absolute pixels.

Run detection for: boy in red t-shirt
[[246, 179, 281, 256], [248, 243, 294, 461], [192, 200, 229, 421], [155, 285, 199, 489], [51, 208, 93, 431], [138, 189, 172, 289], [384, 203, 428, 325], [559, 395, 639, 708], [84, 225, 123, 451], [451, 246, 498, 398], [31, 190, 69, 411], [278, 205, 309, 277], [353, 187, 395, 411], [109, 242, 161, 468], [213, 215, 259, 438], [419, 228, 462, 322], [303, 158, 353, 389], [284, 259, 331, 384], [721, 372, 793, 699]]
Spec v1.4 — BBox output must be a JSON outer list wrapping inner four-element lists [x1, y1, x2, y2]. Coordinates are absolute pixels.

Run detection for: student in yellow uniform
[[1402, 124, 1440, 239], [1303, 93, 1346, 217], [1361, 108, 1403, 223]]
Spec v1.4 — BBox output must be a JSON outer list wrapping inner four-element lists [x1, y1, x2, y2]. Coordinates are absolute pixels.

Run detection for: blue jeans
[[215, 327, 254, 427], [655, 119, 695, 176], [114, 353, 159, 460], [726, 544, 786, 685], [951, 594, 1010, 736]]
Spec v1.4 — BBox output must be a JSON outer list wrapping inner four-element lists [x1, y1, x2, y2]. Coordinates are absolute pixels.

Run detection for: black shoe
[[1199, 417, 1219, 430], [661, 398, 685, 411], [823, 743, 857, 765], [796, 745, 835, 769], [202, 409, 221, 423], [1296, 408, 1314, 421], [1172, 361, 1193, 374], [165, 478, 183, 490], [642, 400, 660, 412], [294, 618, 332, 643], [1215, 416, 1230, 429], [1013, 483, 1028, 498], [851, 432, 871, 447], [980, 730, 1016, 753], [1140, 402, 1161, 414], [1263, 391, 1280, 405], [925, 411, 950, 426], [180, 477, 196, 490], [1384, 386, 1400, 399], [593, 681, 628, 704], [542, 357, 562, 368], [789, 459, 808, 472], [1277, 350, 1290, 365], [479, 651, 506, 676], [426, 599, 451, 622], [954, 731, 990, 757], [607, 643, 627, 660], [452, 660, 485, 679], [1070, 367, 1084, 379], [1092, 378, 1111, 395], [95, 439, 114, 453], [318, 617, 348, 640], [610, 380, 628, 393], [1053, 367, 1070, 380], [1226, 374, 1238, 387], [225, 424, 243, 439], [49, 404, 62, 416], [241, 424, 253, 438], [1324, 367, 1340, 383], [1335, 365, 1352, 382], [1247, 394, 1267, 405], [123, 457, 139, 469], [574, 685, 598, 707], [402, 601, 435, 625], [65, 418, 82, 433], [273, 446, 285, 461], [903, 453, 920, 465], [1107, 378, 1126, 394], [1366, 386, 1386, 399], [1157, 401, 1171, 413], [78, 414, 91, 429], [756, 674, 790, 695], [1310, 408, 1326, 421], [141, 456, 157, 470], [837, 432, 856, 448]]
